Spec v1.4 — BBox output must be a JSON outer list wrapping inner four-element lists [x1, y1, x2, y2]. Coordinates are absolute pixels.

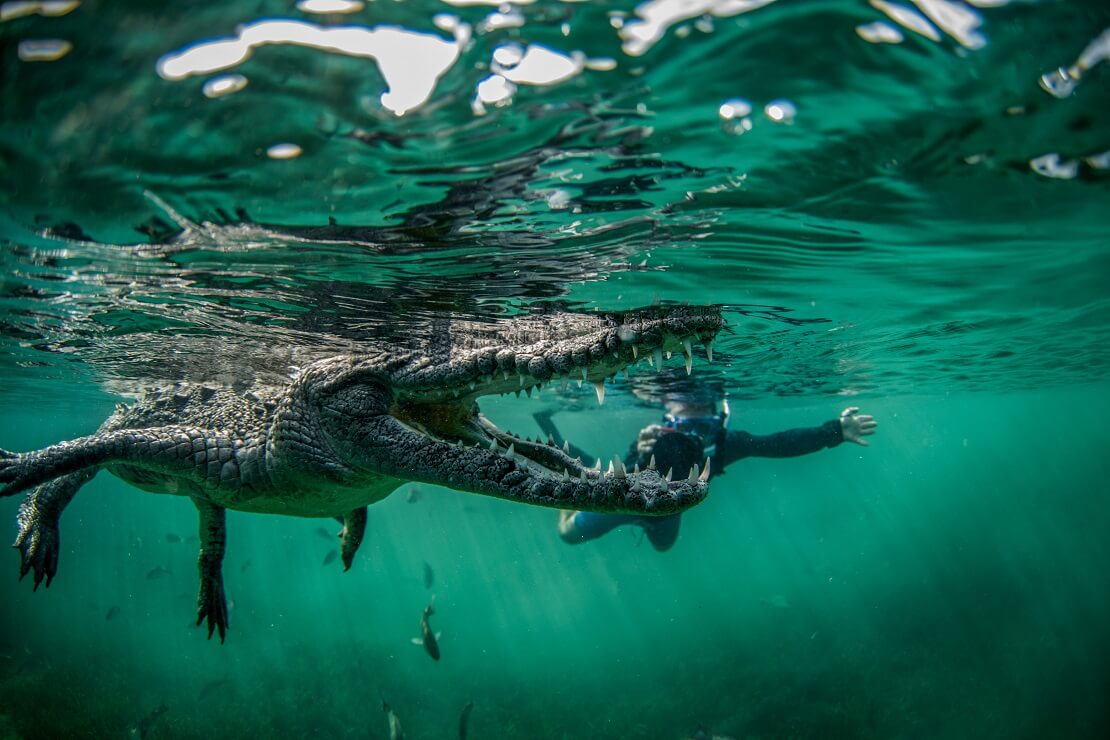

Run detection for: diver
[[534, 373, 877, 552]]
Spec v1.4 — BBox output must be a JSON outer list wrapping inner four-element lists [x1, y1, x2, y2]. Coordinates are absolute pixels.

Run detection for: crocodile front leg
[[0, 426, 251, 499], [13, 469, 97, 590], [339, 507, 367, 572], [193, 496, 229, 643]]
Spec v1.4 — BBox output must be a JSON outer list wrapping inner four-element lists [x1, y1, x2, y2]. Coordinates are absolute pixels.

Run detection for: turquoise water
[[1, 1, 1109, 738]]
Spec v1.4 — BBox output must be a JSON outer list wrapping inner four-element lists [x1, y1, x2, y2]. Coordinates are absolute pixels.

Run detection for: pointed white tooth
[[592, 459, 602, 473], [575, 456, 582, 464], [652, 348, 663, 371], [484, 374, 493, 383], [563, 440, 570, 454], [455, 440, 462, 449], [688, 464, 699, 482], [666, 351, 672, 360], [665, 468, 673, 482], [614, 457, 626, 478], [503, 370, 510, 380], [580, 470, 588, 481], [547, 435, 556, 446], [505, 443, 516, 460], [705, 338, 714, 363], [682, 337, 693, 357], [560, 374, 569, 390], [622, 367, 629, 380], [631, 345, 638, 358], [698, 457, 711, 481], [594, 380, 606, 405], [646, 352, 654, 368], [452, 389, 459, 397], [684, 352, 693, 375], [607, 460, 614, 475], [489, 439, 498, 451], [633, 463, 640, 475], [469, 380, 476, 391], [519, 374, 525, 387], [648, 454, 656, 470], [580, 367, 588, 382], [562, 469, 569, 481]]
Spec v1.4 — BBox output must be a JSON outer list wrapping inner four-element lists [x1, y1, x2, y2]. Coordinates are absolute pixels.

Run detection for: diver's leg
[[192, 496, 229, 643], [13, 468, 97, 589], [557, 511, 632, 545], [339, 507, 367, 571], [643, 513, 682, 552]]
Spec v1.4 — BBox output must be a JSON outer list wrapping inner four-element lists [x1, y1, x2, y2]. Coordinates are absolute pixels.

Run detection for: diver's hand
[[839, 407, 877, 446], [635, 425, 665, 456]]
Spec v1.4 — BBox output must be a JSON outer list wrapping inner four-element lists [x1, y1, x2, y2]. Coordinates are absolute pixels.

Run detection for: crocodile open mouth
[[387, 306, 722, 508]]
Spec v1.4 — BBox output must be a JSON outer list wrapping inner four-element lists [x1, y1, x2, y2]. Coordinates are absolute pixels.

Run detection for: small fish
[[322, 549, 338, 566], [314, 526, 334, 541], [411, 596, 441, 661], [423, 561, 435, 590], [198, 678, 231, 701], [381, 693, 405, 740], [241, 559, 252, 574], [406, 486, 421, 503], [459, 699, 474, 740], [105, 606, 120, 621], [165, 532, 181, 544], [146, 566, 172, 580], [129, 701, 168, 739]]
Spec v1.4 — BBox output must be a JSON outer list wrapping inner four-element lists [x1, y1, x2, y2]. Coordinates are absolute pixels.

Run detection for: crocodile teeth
[[580, 367, 588, 383], [488, 439, 498, 450], [519, 374, 525, 387], [682, 337, 693, 358], [580, 470, 588, 481], [653, 348, 663, 372], [455, 440, 462, 449], [592, 459, 602, 473], [698, 457, 711, 481], [562, 469, 569, 481], [666, 351, 672, 360], [648, 454, 656, 471], [560, 374, 569, 390], [665, 468, 673, 482], [632, 345, 638, 358], [622, 367, 630, 380], [503, 370, 510, 380], [469, 380, 476, 391], [504, 443, 516, 461], [633, 463, 640, 475], [613, 457, 627, 479], [705, 338, 714, 363], [547, 435, 556, 446], [606, 459, 614, 475], [687, 463, 700, 482], [563, 440, 570, 454], [594, 380, 606, 405]]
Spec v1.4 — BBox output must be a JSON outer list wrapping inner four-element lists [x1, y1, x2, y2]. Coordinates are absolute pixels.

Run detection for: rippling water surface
[[1, 1, 1108, 738]]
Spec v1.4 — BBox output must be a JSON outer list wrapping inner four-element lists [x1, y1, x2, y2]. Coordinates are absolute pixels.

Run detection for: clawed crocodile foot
[[13, 508, 60, 591], [196, 571, 229, 643]]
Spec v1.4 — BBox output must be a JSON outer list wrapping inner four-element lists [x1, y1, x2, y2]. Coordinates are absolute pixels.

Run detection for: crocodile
[[0, 305, 722, 641]]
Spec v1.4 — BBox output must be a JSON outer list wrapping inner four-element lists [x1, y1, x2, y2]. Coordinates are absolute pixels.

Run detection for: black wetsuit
[[563, 420, 844, 551]]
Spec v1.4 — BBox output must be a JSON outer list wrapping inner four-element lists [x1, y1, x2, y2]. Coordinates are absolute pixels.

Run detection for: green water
[[2, 0, 1109, 738]]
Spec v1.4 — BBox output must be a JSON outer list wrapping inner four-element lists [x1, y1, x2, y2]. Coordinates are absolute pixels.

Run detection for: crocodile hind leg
[[13, 469, 97, 590], [339, 507, 367, 572], [192, 496, 229, 643]]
